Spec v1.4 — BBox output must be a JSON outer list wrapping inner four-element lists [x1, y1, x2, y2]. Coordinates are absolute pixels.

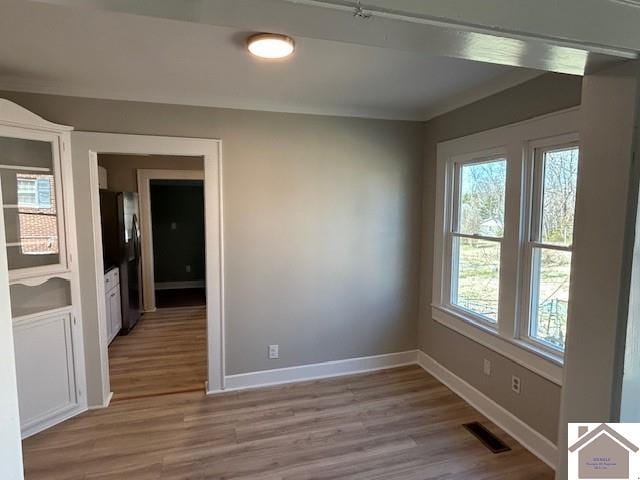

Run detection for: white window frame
[[444, 150, 507, 329], [519, 134, 579, 357], [432, 107, 580, 385]]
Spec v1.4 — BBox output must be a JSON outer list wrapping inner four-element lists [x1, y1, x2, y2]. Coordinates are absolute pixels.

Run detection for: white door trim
[[71, 132, 225, 405], [137, 169, 205, 312]]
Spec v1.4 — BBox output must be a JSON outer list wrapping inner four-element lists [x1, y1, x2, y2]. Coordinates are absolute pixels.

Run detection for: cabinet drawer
[[104, 268, 120, 291]]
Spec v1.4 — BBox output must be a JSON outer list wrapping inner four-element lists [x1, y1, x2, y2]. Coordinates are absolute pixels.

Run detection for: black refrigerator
[[100, 191, 142, 334]]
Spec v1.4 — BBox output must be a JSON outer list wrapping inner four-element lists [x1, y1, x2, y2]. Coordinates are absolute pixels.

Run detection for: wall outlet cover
[[268, 344, 279, 359], [511, 375, 521, 394], [483, 359, 491, 376]]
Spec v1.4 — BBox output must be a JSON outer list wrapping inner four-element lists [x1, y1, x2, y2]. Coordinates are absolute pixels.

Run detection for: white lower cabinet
[[105, 268, 122, 344], [13, 310, 80, 438]]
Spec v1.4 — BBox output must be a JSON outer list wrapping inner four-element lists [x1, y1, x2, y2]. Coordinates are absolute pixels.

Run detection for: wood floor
[[22, 364, 554, 479], [108, 306, 207, 400]]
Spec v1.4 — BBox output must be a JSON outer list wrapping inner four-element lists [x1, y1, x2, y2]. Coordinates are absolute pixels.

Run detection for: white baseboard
[[22, 404, 86, 439], [416, 350, 558, 470], [212, 347, 557, 470], [88, 391, 113, 411], [155, 281, 205, 291], [222, 350, 418, 392]]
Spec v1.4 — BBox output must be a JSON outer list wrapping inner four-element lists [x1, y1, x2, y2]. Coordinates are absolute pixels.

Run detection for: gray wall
[[97, 154, 203, 192], [0, 90, 424, 381], [150, 182, 205, 284], [419, 72, 583, 443]]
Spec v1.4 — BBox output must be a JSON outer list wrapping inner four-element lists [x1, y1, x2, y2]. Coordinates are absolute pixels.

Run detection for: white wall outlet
[[483, 359, 491, 376], [511, 375, 521, 394], [268, 344, 279, 359], [171, 222, 177, 230], [185, 265, 191, 273]]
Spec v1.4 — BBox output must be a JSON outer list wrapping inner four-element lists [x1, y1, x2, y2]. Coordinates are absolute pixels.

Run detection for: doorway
[[96, 155, 208, 400], [70, 133, 224, 409], [151, 179, 206, 308], [136, 168, 206, 312]]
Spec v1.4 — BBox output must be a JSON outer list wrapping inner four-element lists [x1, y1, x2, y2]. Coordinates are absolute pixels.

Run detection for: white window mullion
[[518, 142, 538, 341], [497, 142, 524, 339]]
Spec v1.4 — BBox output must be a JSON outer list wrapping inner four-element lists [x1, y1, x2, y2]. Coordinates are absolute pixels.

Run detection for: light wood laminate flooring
[[23, 362, 554, 479]]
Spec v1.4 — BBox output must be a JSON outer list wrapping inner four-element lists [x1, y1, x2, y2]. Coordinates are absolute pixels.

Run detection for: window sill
[[431, 304, 563, 386]]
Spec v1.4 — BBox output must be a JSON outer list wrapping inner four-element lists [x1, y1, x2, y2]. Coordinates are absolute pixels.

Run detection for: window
[[17, 175, 53, 209], [432, 108, 580, 384], [523, 144, 579, 352], [450, 158, 506, 323]]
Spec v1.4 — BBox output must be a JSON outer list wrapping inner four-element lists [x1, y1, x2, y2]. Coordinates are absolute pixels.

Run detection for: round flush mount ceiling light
[[247, 33, 295, 59]]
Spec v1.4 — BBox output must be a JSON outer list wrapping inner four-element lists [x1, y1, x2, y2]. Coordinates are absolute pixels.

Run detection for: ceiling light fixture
[[247, 33, 295, 59]]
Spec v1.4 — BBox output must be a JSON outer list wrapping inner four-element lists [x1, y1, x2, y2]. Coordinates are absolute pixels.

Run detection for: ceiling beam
[[30, 0, 637, 75], [292, 0, 640, 55]]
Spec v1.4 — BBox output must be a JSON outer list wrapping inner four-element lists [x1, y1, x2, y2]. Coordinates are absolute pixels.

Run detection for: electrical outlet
[[171, 222, 177, 230], [185, 265, 191, 273], [483, 359, 491, 376], [511, 375, 521, 394], [268, 344, 279, 359]]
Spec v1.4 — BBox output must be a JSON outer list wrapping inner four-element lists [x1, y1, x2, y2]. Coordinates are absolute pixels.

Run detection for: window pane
[[540, 147, 579, 246], [458, 159, 507, 237], [0, 136, 62, 270], [452, 237, 501, 321], [17, 179, 37, 206], [530, 248, 571, 349], [16, 174, 58, 256], [36, 178, 52, 208]]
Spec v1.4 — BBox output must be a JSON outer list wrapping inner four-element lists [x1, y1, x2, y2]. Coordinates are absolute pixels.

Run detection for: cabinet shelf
[[0, 164, 51, 172], [12, 305, 73, 324], [9, 270, 71, 287], [6, 241, 57, 248]]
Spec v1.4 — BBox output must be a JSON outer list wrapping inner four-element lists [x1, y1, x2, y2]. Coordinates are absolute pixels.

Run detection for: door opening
[[150, 179, 206, 309], [69, 132, 224, 410], [96, 154, 207, 401]]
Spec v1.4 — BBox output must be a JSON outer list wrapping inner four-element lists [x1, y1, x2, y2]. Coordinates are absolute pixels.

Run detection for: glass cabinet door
[[0, 134, 66, 276]]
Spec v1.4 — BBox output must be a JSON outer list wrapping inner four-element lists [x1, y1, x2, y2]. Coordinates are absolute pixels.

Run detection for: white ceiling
[[0, 0, 541, 121]]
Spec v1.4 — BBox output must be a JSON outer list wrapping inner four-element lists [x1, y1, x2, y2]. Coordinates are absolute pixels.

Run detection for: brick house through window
[[16, 173, 59, 255]]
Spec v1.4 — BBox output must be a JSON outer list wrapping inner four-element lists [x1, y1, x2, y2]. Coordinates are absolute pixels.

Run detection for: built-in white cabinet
[[0, 99, 85, 438], [12, 311, 79, 436], [104, 267, 121, 344]]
